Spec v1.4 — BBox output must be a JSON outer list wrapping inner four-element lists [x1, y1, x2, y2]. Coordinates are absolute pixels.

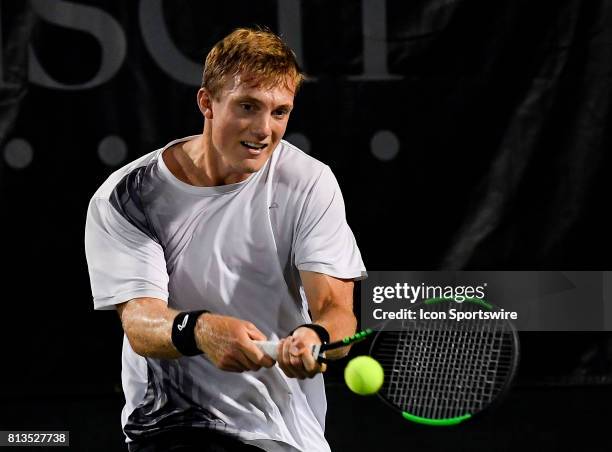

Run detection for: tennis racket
[[256, 297, 520, 426]]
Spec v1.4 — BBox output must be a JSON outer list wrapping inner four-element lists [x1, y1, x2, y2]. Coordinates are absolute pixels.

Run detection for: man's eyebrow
[[235, 95, 262, 104], [235, 95, 293, 110], [275, 103, 294, 111]]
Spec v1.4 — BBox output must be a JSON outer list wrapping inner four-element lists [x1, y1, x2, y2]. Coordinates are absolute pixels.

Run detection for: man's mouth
[[240, 141, 267, 151]]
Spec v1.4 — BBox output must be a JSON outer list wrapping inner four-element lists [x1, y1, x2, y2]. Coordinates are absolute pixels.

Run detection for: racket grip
[[254, 340, 279, 360], [255, 341, 328, 363]]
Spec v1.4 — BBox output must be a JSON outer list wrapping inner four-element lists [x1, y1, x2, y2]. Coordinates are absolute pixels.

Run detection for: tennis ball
[[344, 356, 384, 395]]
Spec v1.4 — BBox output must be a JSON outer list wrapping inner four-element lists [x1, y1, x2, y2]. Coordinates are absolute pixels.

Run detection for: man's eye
[[274, 109, 288, 117], [241, 104, 253, 111]]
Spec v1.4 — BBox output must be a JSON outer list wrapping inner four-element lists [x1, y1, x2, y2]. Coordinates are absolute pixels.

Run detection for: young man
[[85, 28, 366, 452]]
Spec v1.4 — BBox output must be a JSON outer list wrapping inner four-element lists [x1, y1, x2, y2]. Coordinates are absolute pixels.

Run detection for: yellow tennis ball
[[344, 356, 384, 395]]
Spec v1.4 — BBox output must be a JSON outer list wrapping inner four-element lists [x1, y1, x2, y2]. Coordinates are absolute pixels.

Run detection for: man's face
[[201, 74, 295, 177]]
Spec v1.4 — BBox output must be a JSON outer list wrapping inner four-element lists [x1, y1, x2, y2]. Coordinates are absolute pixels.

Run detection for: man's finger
[[260, 354, 275, 368], [289, 337, 308, 367], [245, 323, 266, 342], [238, 350, 261, 371], [242, 339, 265, 361], [279, 339, 297, 378], [220, 357, 247, 373], [301, 345, 319, 373]]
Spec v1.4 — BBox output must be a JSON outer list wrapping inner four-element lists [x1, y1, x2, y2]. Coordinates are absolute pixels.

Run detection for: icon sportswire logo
[[177, 315, 189, 331]]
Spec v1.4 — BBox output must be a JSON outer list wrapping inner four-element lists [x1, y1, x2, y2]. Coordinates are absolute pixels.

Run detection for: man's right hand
[[195, 313, 276, 372]]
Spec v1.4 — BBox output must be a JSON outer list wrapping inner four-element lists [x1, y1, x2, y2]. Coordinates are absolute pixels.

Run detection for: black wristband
[[171, 310, 209, 356], [290, 323, 330, 345]]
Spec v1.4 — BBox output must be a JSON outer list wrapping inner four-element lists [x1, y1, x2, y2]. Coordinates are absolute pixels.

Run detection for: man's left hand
[[276, 326, 327, 379]]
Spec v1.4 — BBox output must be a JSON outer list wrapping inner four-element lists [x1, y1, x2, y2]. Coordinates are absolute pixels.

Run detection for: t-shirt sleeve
[[293, 166, 367, 280], [85, 197, 169, 310]]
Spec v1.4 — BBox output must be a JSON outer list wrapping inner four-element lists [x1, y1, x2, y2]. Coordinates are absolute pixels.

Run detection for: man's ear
[[197, 88, 214, 120]]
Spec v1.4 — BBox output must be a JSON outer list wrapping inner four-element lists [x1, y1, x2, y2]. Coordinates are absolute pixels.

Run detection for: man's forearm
[[299, 271, 357, 360], [117, 299, 273, 372], [117, 297, 183, 359], [311, 304, 357, 360]]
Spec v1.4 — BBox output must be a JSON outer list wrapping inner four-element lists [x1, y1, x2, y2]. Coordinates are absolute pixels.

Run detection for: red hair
[[202, 27, 304, 98]]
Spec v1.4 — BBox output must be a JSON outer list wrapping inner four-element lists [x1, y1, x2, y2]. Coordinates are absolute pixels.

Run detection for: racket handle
[[254, 341, 328, 364], [254, 340, 279, 360]]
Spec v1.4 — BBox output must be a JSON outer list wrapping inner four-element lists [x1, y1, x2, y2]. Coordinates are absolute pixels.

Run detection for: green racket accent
[[342, 328, 374, 344], [424, 296, 493, 310], [464, 297, 493, 310], [401, 412, 472, 426]]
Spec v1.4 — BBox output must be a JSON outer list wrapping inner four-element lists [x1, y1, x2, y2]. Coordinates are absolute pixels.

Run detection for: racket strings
[[375, 302, 516, 419]]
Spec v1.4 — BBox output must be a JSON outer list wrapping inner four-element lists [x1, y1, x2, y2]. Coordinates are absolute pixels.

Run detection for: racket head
[[369, 297, 520, 426]]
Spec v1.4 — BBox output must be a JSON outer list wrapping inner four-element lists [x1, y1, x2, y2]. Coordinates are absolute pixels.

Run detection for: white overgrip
[[255, 341, 323, 361], [254, 340, 279, 360]]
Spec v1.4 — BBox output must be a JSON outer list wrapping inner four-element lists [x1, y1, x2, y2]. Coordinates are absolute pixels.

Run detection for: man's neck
[[163, 134, 247, 187]]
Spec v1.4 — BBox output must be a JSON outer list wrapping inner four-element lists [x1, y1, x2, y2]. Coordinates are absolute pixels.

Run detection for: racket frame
[[370, 297, 521, 426]]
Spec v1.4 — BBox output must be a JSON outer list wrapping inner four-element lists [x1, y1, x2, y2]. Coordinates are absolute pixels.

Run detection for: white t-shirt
[[85, 136, 367, 452]]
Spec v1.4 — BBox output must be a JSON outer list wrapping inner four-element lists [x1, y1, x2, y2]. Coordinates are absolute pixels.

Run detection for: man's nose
[[251, 113, 271, 139]]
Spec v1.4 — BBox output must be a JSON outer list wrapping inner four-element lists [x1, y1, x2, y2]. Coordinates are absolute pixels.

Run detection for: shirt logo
[[177, 315, 189, 331]]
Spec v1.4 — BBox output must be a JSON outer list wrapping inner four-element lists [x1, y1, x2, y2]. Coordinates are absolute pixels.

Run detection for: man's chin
[[240, 162, 262, 174], [241, 154, 271, 173]]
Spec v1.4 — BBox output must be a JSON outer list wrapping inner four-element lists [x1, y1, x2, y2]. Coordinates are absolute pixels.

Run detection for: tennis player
[[85, 28, 366, 451]]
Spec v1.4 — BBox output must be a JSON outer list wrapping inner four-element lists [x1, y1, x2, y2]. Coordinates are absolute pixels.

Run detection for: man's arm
[[117, 297, 274, 371], [276, 271, 357, 379]]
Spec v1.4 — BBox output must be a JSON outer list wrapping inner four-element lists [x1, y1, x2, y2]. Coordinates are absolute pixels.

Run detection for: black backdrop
[[1, 0, 612, 449]]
